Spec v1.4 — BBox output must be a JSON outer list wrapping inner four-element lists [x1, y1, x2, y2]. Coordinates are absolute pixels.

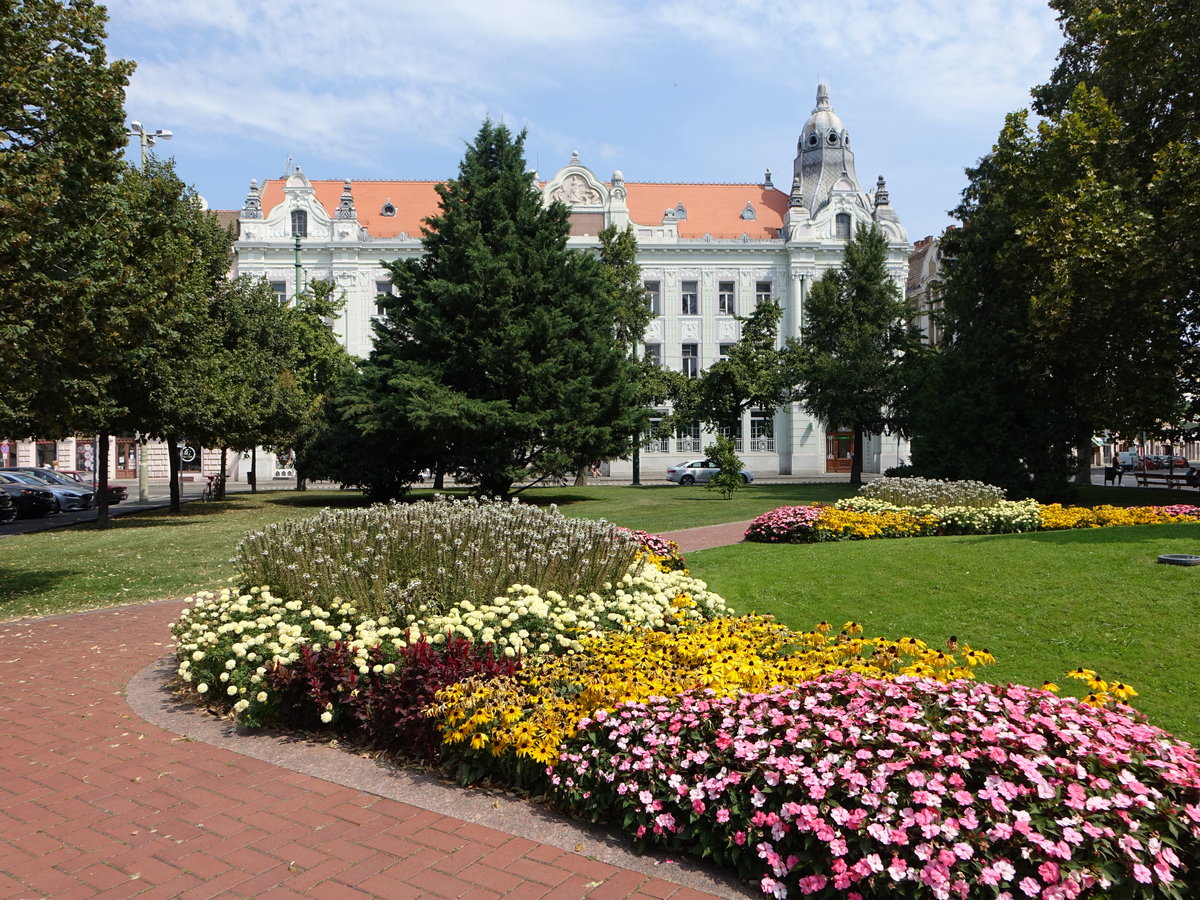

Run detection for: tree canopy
[[0, 0, 133, 431], [911, 0, 1197, 494], [795, 223, 922, 485], [352, 120, 642, 498], [675, 298, 797, 437]]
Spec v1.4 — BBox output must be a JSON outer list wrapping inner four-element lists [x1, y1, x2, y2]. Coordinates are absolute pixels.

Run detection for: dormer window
[[675, 202, 687, 221], [808, 134, 818, 146], [381, 201, 396, 217], [740, 202, 757, 221], [835, 213, 851, 240], [828, 132, 839, 145], [290, 209, 307, 238]]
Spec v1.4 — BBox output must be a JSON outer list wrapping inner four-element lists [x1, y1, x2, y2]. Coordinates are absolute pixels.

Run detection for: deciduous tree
[[795, 224, 922, 485]]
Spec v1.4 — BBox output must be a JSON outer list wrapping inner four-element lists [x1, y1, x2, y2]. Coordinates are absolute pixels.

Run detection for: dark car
[[0, 471, 93, 511], [0, 482, 56, 518], [0, 490, 16, 525], [10, 467, 126, 504]]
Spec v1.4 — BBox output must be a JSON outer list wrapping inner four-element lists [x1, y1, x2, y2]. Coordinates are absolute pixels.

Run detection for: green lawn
[[2, 482, 1197, 742]]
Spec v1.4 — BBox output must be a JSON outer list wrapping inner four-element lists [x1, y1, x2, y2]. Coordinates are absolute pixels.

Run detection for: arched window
[[291, 209, 308, 237], [835, 213, 851, 240]]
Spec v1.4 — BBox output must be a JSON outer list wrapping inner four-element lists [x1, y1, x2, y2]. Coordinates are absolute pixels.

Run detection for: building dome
[[798, 83, 850, 153], [792, 82, 864, 217]]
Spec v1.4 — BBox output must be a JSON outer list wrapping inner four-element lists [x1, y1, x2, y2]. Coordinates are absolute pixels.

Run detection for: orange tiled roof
[[258, 179, 443, 239], [256, 179, 788, 241], [625, 183, 787, 240]]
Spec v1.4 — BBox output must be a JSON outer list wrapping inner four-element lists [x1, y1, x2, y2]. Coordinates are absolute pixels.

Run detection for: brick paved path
[[0, 600, 749, 899], [659, 522, 752, 554]]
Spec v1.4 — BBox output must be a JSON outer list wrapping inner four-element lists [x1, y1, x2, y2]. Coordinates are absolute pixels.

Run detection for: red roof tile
[[625, 183, 787, 239], [255, 179, 787, 241]]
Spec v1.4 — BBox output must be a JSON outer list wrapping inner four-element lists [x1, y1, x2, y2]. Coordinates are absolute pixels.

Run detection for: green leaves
[[794, 224, 921, 484], [346, 120, 642, 498]]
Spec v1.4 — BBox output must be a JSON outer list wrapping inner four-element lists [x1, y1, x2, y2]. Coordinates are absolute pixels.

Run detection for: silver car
[[0, 471, 94, 511], [665, 459, 754, 486]]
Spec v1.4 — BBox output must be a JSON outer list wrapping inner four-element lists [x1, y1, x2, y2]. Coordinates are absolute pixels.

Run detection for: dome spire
[[814, 82, 831, 112]]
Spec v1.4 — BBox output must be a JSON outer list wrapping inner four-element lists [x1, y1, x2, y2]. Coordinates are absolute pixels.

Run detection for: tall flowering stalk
[[235, 496, 639, 618]]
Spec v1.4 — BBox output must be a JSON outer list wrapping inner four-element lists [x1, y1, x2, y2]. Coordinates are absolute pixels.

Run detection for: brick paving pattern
[[0, 598, 751, 899]]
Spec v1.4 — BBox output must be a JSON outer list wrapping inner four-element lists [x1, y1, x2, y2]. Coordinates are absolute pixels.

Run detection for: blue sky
[[104, 0, 1065, 242]]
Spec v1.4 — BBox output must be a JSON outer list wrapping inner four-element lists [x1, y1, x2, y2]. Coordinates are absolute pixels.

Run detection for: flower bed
[[171, 500, 1200, 898], [746, 501, 1200, 543], [551, 673, 1200, 899]]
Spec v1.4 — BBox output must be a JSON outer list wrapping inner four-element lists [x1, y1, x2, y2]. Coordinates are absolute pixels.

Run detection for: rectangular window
[[718, 280, 735, 315], [718, 343, 735, 362], [750, 409, 775, 451], [374, 280, 393, 317], [643, 342, 662, 367], [755, 281, 773, 306], [644, 280, 661, 316], [269, 281, 287, 304], [719, 421, 744, 453], [644, 411, 669, 453], [681, 280, 699, 316], [676, 421, 702, 454], [681, 343, 699, 378]]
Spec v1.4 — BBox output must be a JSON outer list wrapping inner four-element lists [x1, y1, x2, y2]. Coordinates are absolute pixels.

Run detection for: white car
[[665, 459, 754, 486]]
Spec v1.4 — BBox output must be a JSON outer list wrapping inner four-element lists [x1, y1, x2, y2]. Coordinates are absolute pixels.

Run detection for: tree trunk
[[96, 432, 110, 529], [574, 464, 588, 487], [218, 447, 228, 500], [1074, 439, 1093, 485], [167, 436, 181, 513], [850, 423, 864, 486], [434, 464, 445, 490], [632, 440, 641, 486], [250, 448, 258, 493]]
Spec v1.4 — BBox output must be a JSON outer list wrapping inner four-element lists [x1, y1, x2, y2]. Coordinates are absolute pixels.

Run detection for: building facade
[[229, 84, 913, 479]]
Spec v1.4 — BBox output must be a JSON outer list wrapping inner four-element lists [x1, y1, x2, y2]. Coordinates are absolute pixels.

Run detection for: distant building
[[0, 85, 915, 484], [907, 231, 949, 347], [230, 83, 912, 478]]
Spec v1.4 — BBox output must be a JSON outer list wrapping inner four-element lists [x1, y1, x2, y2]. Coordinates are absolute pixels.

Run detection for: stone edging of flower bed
[[125, 655, 753, 899]]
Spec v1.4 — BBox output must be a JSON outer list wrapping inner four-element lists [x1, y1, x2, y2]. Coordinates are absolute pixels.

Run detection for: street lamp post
[[126, 121, 173, 503]]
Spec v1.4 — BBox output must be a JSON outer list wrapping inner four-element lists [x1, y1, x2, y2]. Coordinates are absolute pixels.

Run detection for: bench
[[1134, 470, 1200, 489]]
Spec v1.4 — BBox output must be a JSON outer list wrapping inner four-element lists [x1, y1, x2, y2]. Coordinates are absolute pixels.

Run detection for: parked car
[[8, 467, 127, 504], [0, 471, 93, 511], [1151, 454, 1189, 469], [0, 490, 16, 525], [0, 481, 56, 518], [666, 459, 754, 485]]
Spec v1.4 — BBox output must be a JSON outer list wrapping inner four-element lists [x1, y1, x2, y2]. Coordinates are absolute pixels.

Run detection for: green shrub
[[234, 496, 639, 619], [704, 435, 746, 500]]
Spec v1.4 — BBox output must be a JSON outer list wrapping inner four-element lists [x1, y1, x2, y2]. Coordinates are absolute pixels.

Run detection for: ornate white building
[[232, 84, 912, 477]]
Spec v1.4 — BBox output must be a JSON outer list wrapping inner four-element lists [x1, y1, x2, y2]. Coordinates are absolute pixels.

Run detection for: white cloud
[[103, 0, 1064, 238]]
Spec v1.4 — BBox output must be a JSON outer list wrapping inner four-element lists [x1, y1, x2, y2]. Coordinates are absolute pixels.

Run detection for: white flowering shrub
[[835, 496, 1042, 534], [235, 496, 640, 619], [173, 565, 728, 726], [858, 476, 1007, 508], [414, 565, 728, 657]]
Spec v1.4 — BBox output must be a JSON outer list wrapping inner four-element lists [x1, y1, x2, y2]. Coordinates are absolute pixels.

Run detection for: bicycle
[[201, 475, 218, 502]]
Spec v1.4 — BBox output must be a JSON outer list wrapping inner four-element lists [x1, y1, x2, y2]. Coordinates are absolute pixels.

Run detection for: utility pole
[[126, 121, 173, 503]]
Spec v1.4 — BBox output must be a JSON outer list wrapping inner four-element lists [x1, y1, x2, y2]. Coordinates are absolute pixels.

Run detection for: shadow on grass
[[0, 565, 78, 609]]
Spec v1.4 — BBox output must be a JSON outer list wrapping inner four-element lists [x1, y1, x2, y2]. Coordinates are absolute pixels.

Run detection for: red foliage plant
[[266, 635, 521, 761]]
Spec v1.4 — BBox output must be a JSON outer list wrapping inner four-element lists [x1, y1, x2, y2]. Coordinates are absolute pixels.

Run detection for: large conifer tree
[[795, 223, 922, 485], [363, 120, 640, 497]]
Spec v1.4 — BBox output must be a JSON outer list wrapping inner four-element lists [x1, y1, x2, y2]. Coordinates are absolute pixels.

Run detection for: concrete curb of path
[[126, 657, 753, 899]]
